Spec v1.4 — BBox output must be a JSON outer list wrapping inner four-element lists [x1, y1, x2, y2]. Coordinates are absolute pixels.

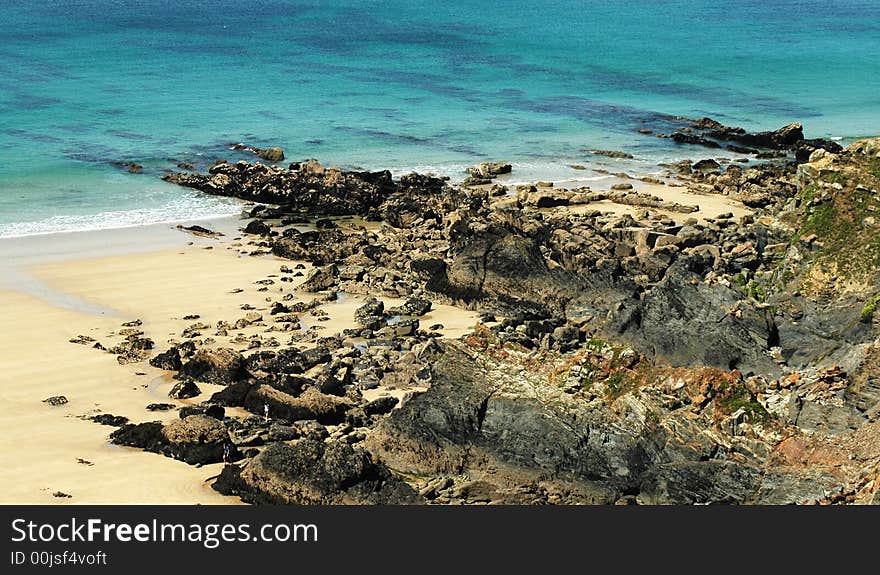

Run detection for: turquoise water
[[1, 0, 878, 237]]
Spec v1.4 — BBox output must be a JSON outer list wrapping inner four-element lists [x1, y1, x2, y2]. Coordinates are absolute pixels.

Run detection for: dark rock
[[270, 302, 290, 315], [164, 159, 395, 217], [355, 297, 386, 330], [211, 440, 422, 504], [146, 403, 177, 411], [110, 422, 168, 453], [298, 265, 338, 292], [671, 132, 721, 148], [112, 414, 234, 465], [273, 228, 360, 265], [175, 224, 222, 238], [204, 404, 226, 420], [610, 259, 779, 376], [178, 406, 203, 419], [243, 219, 272, 236], [300, 346, 332, 370], [387, 297, 432, 317], [364, 396, 399, 416], [257, 147, 285, 162], [795, 138, 844, 163], [378, 319, 419, 338], [149, 347, 184, 371], [637, 461, 763, 504], [366, 341, 784, 504], [109, 334, 155, 364], [43, 396, 68, 406], [588, 149, 634, 159], [210, 381, 252, 407], [162, 415, 230, 465], [692, 159, 721, 173], [90, 413, 129, 426], [168, 379, 201, 400], [181, 348, 246, 385], [243, 386, 351, 425], [113, 161, 143, 174], [532, 191, 570, 208], [466, 162, 512, 178]]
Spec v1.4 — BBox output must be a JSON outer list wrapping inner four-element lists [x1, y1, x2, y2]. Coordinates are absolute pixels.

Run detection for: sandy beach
[[0, 215, 480, 504]]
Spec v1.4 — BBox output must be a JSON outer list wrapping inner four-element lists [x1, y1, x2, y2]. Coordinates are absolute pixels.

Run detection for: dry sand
[[0, 217, 478, 504], [565, 183, 752, 222]]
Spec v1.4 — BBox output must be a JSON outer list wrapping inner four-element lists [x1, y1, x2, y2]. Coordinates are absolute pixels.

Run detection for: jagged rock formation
[[113, 129, 880, 505]]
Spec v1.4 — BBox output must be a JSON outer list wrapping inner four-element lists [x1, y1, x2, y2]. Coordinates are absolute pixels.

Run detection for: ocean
[[1, 0, 878, 237]]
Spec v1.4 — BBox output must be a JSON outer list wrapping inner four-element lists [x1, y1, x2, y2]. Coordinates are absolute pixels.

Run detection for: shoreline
[[0, 142, 754, 241]]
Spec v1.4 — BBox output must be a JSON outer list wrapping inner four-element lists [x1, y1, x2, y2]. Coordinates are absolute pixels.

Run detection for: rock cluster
[[97, 126, 880, 505]]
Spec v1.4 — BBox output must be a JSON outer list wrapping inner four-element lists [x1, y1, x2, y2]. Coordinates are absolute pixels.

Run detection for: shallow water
[[1, 0, 878, 236]]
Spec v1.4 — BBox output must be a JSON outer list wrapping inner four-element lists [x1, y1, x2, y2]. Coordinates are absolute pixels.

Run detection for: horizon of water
[[1, 0, 878, 237]]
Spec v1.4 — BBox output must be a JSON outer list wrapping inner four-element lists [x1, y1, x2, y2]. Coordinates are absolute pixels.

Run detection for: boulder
[[210, 381, 253, 407], [298, 265, 338, 292], [163, 160, 395, 217], [355, 297, 386, 330], [364, 396, 399, 416], [110, 334, 154, 364], [168, 379, 201, 400], [146, 403, 176, 411], [179, 404, 225, 420], [181, 348, 246, 385], [149, 346, 184, 371], [466, 162, 512, 178], [243, 219, 272, 236], [110, 422, 168, 454], [43, 396, 68, 406], [243, 385, 351, 425], [90, 414, 129, 426], [387, 297, 432, 317], [162, 415, 230, 465], [692, 159, 721, 173], [257, 147, 285, 162], [211, 439, 422, 504]]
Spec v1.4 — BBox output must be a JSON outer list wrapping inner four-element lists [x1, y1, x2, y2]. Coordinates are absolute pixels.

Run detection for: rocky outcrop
[[110, 415, 231, 465], [123, 123, 880, 505], [168, 379, 201, 400], [212, 440, 422, 504], [610, 257, 780, 376], [365, 339, 879, 504], [243, 385, 352, 425], [181, 348, 246, 385], [230, 143, 285, 163], [664, 116, 842, 161], [297, 265, 338, 293], [162, 415, 230, 464], [466, 162, 512, 178], [163, 159, 395, 216]]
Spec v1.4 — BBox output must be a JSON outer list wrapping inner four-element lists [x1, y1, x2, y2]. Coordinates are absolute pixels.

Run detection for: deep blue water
[[1, 0, 878, 236]]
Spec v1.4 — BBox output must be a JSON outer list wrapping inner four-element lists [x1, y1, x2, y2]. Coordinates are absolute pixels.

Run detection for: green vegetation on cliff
[[792, 148, 880, 286]]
